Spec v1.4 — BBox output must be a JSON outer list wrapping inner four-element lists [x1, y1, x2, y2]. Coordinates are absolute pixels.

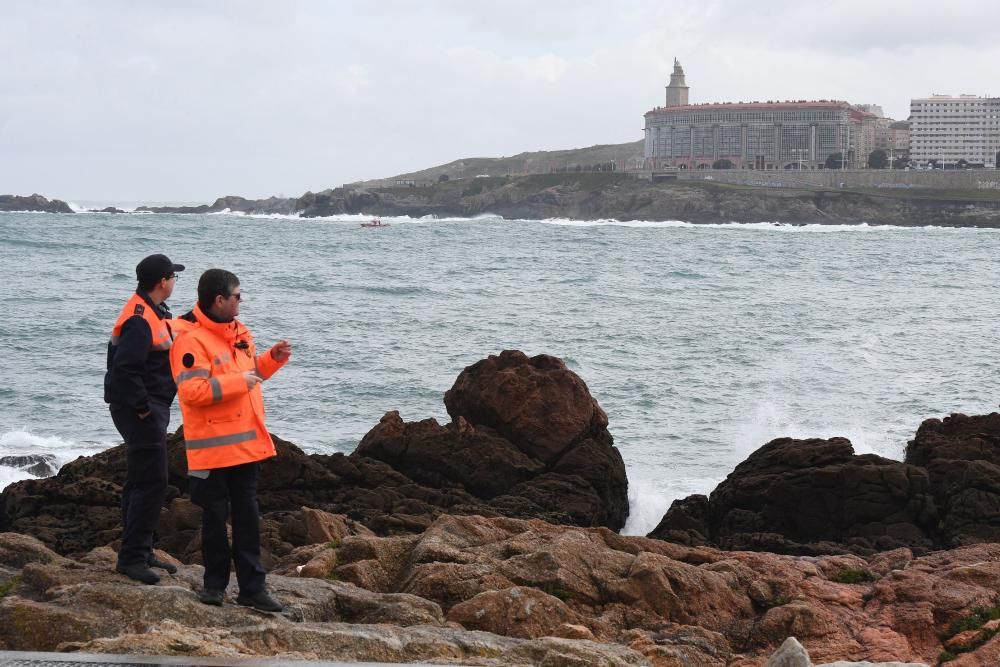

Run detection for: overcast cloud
[[2, 0, 998, 202]]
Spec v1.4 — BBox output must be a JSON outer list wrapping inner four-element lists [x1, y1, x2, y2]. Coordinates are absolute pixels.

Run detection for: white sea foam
[[534, 218, 962, 232], [727, 401, 907, 464], [78, 205, 986, 231], [0, 429, 109, 491], [623, 475, 719, 536]]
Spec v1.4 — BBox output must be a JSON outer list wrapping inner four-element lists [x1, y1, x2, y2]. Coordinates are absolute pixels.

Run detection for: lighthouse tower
[[665, 58, 689, 107]]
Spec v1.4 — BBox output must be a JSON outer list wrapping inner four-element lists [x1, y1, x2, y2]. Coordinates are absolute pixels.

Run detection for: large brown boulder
[[444, 350, 609, 464], [905, 412, 1000, 546], [649, 437, 939, 556]]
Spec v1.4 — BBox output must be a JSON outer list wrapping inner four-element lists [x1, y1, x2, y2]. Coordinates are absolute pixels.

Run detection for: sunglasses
[[226, 292, 242, 301]]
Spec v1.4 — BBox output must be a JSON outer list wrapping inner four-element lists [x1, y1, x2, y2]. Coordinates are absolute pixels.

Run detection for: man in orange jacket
[[169, 268, 291, 612], [105, 253, 186, 585]]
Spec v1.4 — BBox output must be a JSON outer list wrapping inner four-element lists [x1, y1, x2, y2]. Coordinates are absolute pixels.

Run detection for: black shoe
[[115, 562, 160, 585], [237, 589, 283, 612], [199, 588, 225, 606], [147, 555, 178, 574]]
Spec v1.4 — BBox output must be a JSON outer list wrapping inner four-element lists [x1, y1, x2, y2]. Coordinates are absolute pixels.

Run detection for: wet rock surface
[[655, 414, 1000, 558], [650, 437, 939, 556], [904, 412, 1000, 547], [0, 454, 59, 478]]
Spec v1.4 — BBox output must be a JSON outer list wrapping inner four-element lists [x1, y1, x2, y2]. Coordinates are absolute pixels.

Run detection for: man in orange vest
[[105, 253, 186, 585], [170, 268, 291, 612]]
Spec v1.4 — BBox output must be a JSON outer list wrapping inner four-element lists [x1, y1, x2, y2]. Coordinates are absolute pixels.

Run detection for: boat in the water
[[361, 218, 389, 228]]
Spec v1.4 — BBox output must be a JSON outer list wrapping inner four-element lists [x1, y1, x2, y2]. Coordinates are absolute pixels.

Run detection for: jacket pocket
[[204, 405, 244, 425]]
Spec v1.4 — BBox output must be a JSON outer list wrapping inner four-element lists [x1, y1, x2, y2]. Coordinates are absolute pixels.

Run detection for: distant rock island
[[0, 193, 72, 213]]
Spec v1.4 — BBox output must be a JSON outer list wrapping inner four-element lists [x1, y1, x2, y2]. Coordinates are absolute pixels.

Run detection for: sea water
[[1, 210, 997, 535]]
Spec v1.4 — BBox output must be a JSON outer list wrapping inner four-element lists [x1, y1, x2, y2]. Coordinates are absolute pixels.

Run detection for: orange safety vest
[[110, 292, 176, 351], [169, 304, 286, 471]]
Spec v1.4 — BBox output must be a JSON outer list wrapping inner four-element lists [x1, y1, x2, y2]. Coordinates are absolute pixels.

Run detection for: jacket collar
[[192, 303, 240, 342], [136, 289, 170, 320]]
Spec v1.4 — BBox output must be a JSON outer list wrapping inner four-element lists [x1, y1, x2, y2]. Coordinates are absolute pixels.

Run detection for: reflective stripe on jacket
[[169, 304, 286, 470]]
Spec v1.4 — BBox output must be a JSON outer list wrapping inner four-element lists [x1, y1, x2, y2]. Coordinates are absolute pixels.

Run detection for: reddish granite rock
[[316, 514, 1000, 664], [5, 518, 1000, 664], [444, 350, 609, 464]]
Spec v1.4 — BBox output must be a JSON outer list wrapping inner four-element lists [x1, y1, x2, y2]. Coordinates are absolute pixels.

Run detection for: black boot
[[148, 555, 178, 574], [199, 588, 225, 606], [115, 562, 160, 585], [237, 589, 283, 612]]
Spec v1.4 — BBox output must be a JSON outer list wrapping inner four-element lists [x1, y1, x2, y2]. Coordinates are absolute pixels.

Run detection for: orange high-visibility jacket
[[169, 304, 287, 471], [106, 292, 195, 410], [111, 292, 177, 351]]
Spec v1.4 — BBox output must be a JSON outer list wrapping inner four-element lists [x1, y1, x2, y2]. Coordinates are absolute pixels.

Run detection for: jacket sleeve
[[170, 336, 248, 407], [110, 316, 152, 413], [254, 343, 288, 380]]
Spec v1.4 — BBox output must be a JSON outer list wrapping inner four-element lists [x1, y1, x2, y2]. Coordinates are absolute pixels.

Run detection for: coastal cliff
[[136, 174, 1000, 226]]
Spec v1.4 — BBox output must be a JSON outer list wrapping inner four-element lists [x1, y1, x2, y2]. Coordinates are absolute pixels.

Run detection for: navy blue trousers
[[110, 402, 169, 568], [188, 461, 266, 595]]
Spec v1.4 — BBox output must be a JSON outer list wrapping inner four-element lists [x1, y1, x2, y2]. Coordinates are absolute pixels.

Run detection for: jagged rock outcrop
[[0, 193, 73, 213], [649, 437, 939, 556], [0, 350, 628, 557], [651, 414, 1000, 559], [361, 350, 628, 530], [904, 412, 1000, 547]]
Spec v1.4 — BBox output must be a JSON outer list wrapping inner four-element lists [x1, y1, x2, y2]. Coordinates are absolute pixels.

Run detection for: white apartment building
[[909, 94, 1000, 167]]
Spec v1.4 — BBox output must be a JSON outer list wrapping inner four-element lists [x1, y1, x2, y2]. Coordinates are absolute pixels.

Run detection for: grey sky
[[3, 0, 998, 202]]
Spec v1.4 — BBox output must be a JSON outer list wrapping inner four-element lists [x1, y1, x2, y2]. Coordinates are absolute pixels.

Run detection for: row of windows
[[649, 110, 850, 124]]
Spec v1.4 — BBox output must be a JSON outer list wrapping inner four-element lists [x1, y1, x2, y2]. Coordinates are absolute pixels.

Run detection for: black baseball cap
[[136, 254, 185, 284]]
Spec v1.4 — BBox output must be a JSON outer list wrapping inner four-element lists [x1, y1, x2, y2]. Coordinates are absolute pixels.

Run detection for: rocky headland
[[9, 172, 1000, 226], [3, 350, 1000, 665], [131, 175, 1000, 227]]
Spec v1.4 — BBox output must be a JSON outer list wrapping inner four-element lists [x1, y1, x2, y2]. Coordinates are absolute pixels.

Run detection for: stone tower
[[665, 58, 689, 107]]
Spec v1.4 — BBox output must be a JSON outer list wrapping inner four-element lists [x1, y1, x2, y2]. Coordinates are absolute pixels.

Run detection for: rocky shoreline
[[7, 174, 1000, 226], [132, 176, 1000, 227], [3, 350, 1000, 664]]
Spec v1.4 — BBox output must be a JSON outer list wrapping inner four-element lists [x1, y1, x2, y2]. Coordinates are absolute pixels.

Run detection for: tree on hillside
[[825, 152, 844, 169], [438, 174, 450, 182], [712, 159, 733, 169], [892, 157, 910, 170], [868, 149, 888, 169], [996, 151, 1000, 168]]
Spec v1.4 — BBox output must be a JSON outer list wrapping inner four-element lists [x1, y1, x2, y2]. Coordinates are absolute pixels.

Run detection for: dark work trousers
[[110, 401, 169, 568], [188, 461, 266, 595]]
